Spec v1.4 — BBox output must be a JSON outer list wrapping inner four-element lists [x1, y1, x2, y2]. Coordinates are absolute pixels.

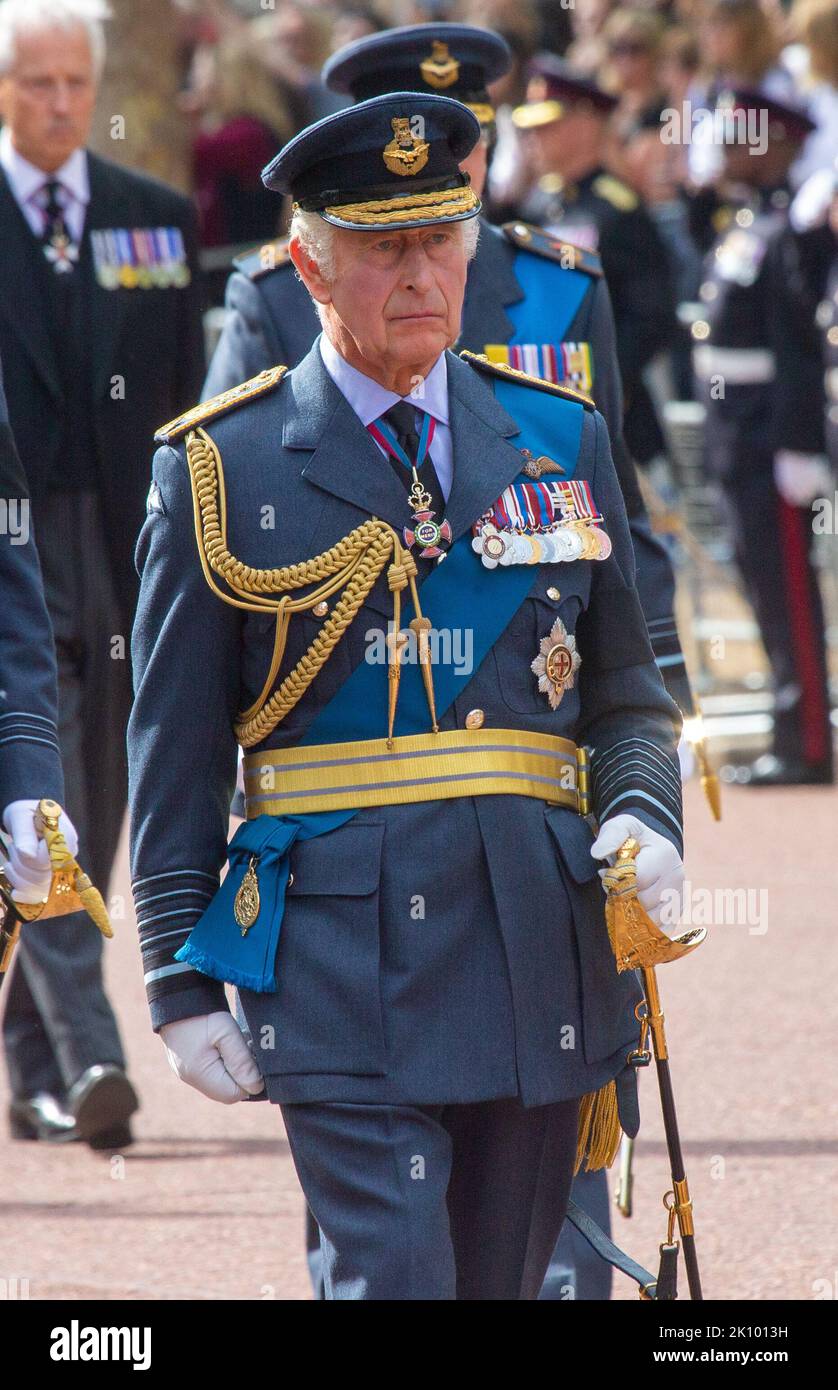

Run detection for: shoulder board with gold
[[591, 174, 638, 213], [155, 366, 288, 444], [232, 238, 292, 281], [461, 350, 595, 409], [501, 221, 602, 278]]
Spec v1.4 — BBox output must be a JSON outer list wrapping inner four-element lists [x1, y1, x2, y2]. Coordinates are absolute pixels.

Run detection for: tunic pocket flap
[[544, 805, 601, 884], [287, 822, 384, 896]]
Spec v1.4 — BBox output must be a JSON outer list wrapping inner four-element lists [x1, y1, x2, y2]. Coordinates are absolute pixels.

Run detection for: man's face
[[523, 115, 574, 177], [293, 222, 470, 383], [0, 25, 97, 172]]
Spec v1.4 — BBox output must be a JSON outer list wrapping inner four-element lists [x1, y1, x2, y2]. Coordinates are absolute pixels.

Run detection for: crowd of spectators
[[169, 0, 837, 257]]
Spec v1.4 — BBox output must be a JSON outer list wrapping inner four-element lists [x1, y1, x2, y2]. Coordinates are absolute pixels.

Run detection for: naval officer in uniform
[[202, 22, 695, 721], [128, 93, 684, 1300]]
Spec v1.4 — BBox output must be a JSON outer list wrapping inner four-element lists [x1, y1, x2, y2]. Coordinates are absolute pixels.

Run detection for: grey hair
[[0, 0, 111, 80], [289, 207, 481, 292], [289, 209, 340, 282]]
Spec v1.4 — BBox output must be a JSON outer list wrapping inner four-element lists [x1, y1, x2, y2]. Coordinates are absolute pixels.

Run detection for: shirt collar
[[0, 128, 89, 207], [319, 332, 449, 429]]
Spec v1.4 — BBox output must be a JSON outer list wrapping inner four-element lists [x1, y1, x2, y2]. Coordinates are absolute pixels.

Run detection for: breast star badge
[[531, 616, 581, 710]]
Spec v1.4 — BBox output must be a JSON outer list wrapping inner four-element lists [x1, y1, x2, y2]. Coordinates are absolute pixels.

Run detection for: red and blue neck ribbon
[[367, 409, 436, 472]]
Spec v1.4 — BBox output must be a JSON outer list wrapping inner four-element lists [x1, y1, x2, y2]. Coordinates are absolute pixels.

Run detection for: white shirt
[[319, 332, 453, 501], [0, 127, 89, 241]]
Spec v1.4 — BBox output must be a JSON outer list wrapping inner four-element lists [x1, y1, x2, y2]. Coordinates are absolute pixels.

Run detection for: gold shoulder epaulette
[[155, 366, 288, 444], [461, 350, 595, 409], [232, 238, 292, 280], [591, 174, 638, 213], [502, 221, 603, 278]]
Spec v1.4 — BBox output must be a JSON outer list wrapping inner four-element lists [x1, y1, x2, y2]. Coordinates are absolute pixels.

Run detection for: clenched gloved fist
[[1, 800, 79, 904], [159, 1012, 265, 1104], [591, 814, 684, 928]]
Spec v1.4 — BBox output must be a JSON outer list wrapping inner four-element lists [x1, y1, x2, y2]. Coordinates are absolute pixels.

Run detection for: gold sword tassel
[[32, 799, 113, 936]]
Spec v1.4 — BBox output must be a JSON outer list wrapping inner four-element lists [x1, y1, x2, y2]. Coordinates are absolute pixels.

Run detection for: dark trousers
[[722, 469, 832, 768], [283, 1094, 580, 1300], [2, 490, 129, 1099], [539, 1167, 613, 1300]]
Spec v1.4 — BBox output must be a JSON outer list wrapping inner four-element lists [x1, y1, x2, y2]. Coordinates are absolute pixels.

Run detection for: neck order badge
[[368, 409, 452, 559]]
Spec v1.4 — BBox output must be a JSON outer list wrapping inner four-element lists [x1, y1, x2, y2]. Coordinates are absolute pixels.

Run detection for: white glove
[[773, 451, 833, 508], [159, 1011, 265, 1104], [591, 814, 684, 928], [1, 800, 79, 905]]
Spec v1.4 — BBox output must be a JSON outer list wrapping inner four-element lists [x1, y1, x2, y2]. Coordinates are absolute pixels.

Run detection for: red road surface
[[2, 779, 836, 1300]]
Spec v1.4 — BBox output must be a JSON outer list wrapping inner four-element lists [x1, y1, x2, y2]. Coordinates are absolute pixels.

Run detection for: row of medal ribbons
[[472, 477, 613, 568], [90, 227, 191, 290]]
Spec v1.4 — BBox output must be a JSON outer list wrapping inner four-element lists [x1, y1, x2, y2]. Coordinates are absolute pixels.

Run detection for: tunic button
[[287, 872, 294, 887], [547, 587, 561, 601], [465, 709, 485, 729], [313, 601, 329, 617]]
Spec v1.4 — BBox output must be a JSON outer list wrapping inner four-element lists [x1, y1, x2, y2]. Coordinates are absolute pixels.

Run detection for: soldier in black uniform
[[814, 185, 838, 471], [511, 56, 677, 471], [691, 90, 834, 785]]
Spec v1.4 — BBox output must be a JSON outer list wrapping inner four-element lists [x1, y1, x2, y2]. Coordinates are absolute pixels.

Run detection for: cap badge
[[383, 116, 430, 177], [420, 40, 460, 89]]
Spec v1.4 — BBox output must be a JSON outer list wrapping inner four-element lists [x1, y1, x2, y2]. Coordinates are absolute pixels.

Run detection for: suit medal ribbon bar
[[91, 227, 192, 290], [367, 410, 452, 559], [472, 475, 612, 568]]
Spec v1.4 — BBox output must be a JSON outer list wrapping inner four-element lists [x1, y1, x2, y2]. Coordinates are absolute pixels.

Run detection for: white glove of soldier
[[773, 451, 833, 508], [1, 799, 79, 904], [591, 814, 684, 928], [159, 1012, 265, 1103]]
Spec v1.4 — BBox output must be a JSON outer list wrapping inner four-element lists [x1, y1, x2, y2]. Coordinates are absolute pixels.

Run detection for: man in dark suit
[[0, 0, 205, 1143]]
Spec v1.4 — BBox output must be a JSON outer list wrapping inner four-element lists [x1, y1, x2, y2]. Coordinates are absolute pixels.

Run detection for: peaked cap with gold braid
[[260, 92, 482, 231]]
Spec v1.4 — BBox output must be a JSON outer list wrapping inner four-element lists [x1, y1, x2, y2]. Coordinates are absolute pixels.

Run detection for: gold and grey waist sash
[[244, 728, 591, 818]]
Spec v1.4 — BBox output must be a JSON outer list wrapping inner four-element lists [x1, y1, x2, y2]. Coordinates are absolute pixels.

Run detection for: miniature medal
[[471, 522, 509, 568], [44, 229, 79, 273]]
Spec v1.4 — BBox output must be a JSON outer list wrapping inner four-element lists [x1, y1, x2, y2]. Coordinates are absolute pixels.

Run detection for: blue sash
[[176, 380, 585, 991], [505, 251, 589, 345]]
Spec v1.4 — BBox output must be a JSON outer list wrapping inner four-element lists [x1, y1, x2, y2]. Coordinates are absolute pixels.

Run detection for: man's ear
[[289, 236, 332, 306]]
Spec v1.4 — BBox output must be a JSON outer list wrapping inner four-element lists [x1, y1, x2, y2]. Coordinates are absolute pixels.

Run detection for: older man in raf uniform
[[128, 93, 684, 1300], [203, 23, 695, 724], [208, 21, 693, 1302]]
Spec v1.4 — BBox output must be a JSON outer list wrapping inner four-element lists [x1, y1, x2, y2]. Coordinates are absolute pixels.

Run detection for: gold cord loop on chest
[[184, 427, 435, 748]]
